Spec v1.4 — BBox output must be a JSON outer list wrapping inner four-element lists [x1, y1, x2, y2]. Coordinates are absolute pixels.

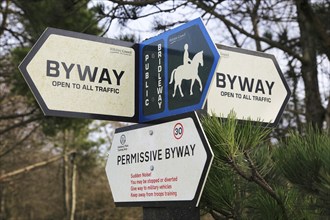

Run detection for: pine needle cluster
[[200, 114, 330, 220]]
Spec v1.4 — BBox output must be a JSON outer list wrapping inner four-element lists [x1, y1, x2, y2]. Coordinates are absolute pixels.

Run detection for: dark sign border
[[111, 111, 213, 207], [18, 27, 139, 122], [205, 44, 291, 127]]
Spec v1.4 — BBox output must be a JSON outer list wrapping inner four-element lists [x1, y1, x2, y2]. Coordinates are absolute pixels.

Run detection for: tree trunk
[[69, 153, 76, 220], [250, 0, 262, 51], [295, 0, 325, 129], [326, 91, 330, 133], [0, 176, 5, 220], [63, 148, 70, 220]]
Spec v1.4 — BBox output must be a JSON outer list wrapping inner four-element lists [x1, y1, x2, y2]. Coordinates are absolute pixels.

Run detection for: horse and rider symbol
[[169, 43, 204, 97]]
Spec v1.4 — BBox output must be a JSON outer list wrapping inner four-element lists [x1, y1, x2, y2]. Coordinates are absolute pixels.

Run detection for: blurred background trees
[[0, 0, 139, 219], [0, 0, 329, 219]]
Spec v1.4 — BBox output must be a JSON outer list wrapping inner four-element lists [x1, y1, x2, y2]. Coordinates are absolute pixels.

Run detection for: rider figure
[[183, 44, 192, 65]]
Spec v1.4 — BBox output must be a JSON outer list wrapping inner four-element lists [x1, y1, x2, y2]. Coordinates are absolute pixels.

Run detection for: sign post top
[[139, 18, 220, 123]]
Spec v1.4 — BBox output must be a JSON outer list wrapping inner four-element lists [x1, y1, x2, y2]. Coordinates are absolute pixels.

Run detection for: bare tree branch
[[189, 0, 304, 62], [0, 124, 40, 158], [0, 151, 76, 182], [0, 107, 38, 120], [0, 0, 10, 37], [0, 115, 42, 136]]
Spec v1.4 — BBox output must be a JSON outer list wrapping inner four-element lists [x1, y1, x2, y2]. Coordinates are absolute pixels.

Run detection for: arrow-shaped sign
[[19, 28, 138, 122], [206, 44, 291, 126], [105, 112, 213, 207], [139, 18, 220, 122]]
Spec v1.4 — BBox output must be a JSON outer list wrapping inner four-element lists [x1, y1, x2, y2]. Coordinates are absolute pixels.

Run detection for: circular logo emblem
[[173, 123, 184, 139], [120, 134, 126, 145]]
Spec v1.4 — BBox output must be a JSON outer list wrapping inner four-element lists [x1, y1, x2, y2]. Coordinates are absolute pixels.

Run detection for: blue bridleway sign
[[139, 18, 220, 122]]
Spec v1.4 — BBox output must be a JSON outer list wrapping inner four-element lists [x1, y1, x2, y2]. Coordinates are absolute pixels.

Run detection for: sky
[[91, 1, 329, 107], [89, 0, 329, 124]]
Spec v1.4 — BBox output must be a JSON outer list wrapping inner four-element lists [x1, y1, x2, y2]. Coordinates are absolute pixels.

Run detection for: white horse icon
[[169, 44, 204, 97]]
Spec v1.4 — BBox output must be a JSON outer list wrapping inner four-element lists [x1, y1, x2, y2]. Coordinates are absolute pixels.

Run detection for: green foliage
[[247, 187, 282, 220], [276, 127, 330, 216], [15, 0, 101, 41], [247, 186, 313, 220], [277, 127, 329, 191], [201, 163, 237, 218], [201, 113, 330, 219], [41, 117, 90, 137], [201, 113, 272, 161], [10, 47, 36, 105], [200, 113, 280, 219]]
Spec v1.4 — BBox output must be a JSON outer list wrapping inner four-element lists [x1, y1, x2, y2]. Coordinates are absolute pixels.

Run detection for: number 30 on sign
[[173, 123, 184, 140]]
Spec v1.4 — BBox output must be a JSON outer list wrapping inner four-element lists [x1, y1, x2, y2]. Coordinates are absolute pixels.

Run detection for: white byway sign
[[19, 28, 137, 122], [105, 112, 213, 207], [206, 44, 291, 126]]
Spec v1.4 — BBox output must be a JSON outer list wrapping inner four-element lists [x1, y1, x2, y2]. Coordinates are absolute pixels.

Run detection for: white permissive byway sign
[[105, 112, 214, 207]]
